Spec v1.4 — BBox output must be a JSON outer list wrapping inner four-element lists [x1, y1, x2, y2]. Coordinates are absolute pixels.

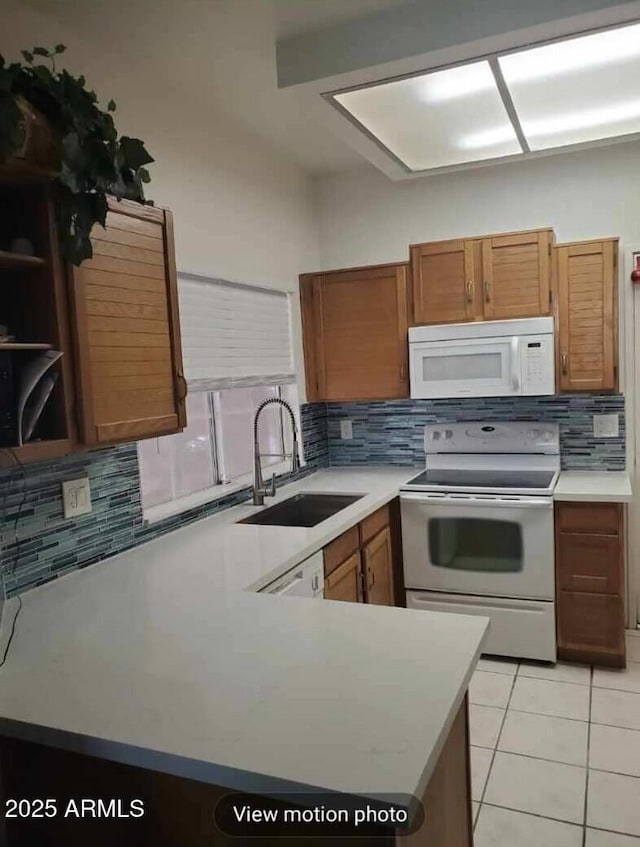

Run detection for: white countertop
[[554, 471, 633, 503], [0, 466, 489, 805]]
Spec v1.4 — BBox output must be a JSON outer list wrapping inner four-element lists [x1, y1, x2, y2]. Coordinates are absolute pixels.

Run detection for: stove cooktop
[[405, 469, 557, 490]]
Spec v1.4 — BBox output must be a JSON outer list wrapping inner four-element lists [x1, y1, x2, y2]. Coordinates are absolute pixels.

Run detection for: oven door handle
[[399, 493, 553, 508]]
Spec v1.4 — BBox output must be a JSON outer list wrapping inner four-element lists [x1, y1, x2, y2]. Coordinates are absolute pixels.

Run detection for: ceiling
[[21, 0, 640, 178], [272, 0, 410, 38], [22, 0, 411, 176]]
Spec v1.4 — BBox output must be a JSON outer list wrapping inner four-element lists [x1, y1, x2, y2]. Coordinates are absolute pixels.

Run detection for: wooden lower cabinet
[[557, 592, 625, 660], [323, 504, 400, 607], [363, 526, 395, 606], [0, 697, 472, 847], [324, 551, 363, 603], [556, 502, 626, 667]]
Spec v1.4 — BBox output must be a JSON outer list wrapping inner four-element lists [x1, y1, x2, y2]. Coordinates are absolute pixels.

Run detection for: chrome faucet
[[252, 397, 300, 505]]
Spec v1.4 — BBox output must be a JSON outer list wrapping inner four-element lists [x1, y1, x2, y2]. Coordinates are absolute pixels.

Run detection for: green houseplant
[[0, 45, 153, 264]]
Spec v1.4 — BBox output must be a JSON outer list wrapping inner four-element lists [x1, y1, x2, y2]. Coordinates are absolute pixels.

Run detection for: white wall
[[3, 0, 320, 398], [317, 143, 640, 267]]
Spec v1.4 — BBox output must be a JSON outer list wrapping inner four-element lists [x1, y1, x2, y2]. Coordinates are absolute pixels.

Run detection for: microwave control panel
[[521, 335, 555, 395]]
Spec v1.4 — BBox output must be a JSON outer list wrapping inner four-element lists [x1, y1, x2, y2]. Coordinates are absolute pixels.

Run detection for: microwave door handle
[[511, 336, 520, 392]]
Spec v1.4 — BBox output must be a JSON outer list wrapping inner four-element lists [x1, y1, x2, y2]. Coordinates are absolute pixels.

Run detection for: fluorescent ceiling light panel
[[500, 22, 640, 84], [334, 62, 522, 171], [500, 23, 640, 150]]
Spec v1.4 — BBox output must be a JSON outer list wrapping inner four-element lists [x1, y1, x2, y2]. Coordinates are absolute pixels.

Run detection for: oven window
[[422, 351, 502, 382], [429, 518, 523, 573]]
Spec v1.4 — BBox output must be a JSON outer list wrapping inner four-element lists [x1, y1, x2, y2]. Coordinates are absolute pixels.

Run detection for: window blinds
[[178, 273, 295, 392]]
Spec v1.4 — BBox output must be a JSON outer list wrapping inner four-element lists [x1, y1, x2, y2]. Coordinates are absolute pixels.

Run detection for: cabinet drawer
[[359, 504, 390, 545], [556, 502, 622, 535], [323, 526, 360, 577], [557, 532, 622, 594], [558, 591, 625, 656]]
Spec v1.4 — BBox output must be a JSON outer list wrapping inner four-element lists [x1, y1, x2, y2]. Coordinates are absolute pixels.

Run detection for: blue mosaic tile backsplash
[[0, 403, 328, 596], [325, 394, 626, 470], [0, 393, 626, 596]]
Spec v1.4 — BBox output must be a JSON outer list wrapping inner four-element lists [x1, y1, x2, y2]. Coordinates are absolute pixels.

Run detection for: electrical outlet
[[593, 414, 619, 438], [62, 477, 92, 519], [340, 419, 353, 440]]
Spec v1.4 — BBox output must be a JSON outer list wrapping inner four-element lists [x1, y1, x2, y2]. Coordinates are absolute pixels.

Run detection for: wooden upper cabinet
[[300, 263, 409, 402], [482, 230, 553, 320], [410, 239, 479, 325], [555, 238, 618, 392], [410, 229, 553, 326], [68, 199, 187, 445]]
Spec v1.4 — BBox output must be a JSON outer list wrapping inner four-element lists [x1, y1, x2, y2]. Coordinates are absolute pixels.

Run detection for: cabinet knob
[[466, 280, 473, 304], [484, 280, 491, 303], [561, 353, 568, 376]]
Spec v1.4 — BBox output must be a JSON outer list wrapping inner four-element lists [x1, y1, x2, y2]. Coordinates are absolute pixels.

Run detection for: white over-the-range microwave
[[408, 316, 555, 400]]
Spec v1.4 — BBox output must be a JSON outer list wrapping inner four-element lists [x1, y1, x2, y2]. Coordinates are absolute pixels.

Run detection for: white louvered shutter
[[178, 273, 295, 391]]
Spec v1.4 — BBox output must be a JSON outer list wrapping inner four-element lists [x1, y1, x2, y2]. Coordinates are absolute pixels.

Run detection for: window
[[137, 274, 301, 522]]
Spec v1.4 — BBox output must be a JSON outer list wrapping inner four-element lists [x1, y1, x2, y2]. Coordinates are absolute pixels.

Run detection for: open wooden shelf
[[0, 438, 73, 468], [0, 342, 53, 350], [0, 250, 45, 269]]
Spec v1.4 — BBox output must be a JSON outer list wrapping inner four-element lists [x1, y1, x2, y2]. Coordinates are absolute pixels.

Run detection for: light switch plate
[[593, 414, 619, 438], [62, 477, 92, 519], [340, 419, 353, 440]]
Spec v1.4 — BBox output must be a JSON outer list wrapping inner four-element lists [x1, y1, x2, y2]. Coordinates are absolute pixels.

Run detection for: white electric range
[[400, 422, 560, 661]]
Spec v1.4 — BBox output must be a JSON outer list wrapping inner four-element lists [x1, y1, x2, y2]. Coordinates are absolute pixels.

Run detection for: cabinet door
[[482, 230, 552, 320], [69, 199, 187, 445], [557, 533, 622, 595], [324, 552, 363, 603], [556, 239, 617, 391], [300, 264, 409, 402], [410, 239, 479, 325], [558, 591, 625, 659], [362, 526, 394, 606]]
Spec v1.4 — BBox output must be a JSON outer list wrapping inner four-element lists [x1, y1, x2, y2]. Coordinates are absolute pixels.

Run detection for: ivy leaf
[[33, 64, 54, 85], [138, 166, 151, 184], [32, 47, 49, 57], [54, 44, 66, 54], [21, 50, 33, 63], [0, 68, 12, 92], [119, 136, 154, 169], [0, 92, 22, 159], [107, 99, 116, 112]]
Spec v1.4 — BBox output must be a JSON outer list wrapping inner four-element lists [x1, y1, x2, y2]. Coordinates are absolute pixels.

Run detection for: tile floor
[[471, 633, 640, 847]]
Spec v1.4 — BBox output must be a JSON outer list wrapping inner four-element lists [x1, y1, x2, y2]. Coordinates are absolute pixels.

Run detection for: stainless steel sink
[[237, 493, 364, 527]]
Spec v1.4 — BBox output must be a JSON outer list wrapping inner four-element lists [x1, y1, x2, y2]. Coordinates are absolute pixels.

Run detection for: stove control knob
[[444, 429, 453, 439], [431, 431, 441, 441]]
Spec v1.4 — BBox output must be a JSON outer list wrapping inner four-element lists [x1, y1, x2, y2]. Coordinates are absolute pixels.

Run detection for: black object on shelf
[[0, 350, 16, 447]]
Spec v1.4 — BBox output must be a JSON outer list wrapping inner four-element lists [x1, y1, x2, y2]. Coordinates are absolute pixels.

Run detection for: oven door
[[409, 336, 520, 399], [401, 492, 554, 600]]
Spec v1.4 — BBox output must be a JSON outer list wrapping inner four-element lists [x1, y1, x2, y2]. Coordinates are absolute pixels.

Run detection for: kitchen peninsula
[[0, 468, 488, 846]]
